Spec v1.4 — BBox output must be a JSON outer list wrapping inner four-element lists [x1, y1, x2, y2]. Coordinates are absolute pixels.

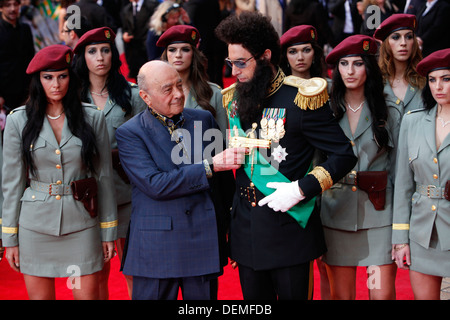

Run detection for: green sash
[[227, 101, 315, 228]]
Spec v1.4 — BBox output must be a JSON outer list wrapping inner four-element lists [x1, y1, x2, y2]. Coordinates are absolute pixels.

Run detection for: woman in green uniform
[[157, 25, 228, 136], [320, 35, 402, 300], [1, 44, 117, 299], [392, 48, 450, 300], [280, 24, 327, 80], [73, 27, 147, 299], [374, 14, 425, 115]]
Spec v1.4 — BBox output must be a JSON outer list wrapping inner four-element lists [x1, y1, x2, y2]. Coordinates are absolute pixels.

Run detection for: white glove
[[258, 181, 305, 212]]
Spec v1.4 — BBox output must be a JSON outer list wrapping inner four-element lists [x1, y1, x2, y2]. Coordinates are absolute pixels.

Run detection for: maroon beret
[[416, 48, 450, 77], [373, 14, 417, 41], [280, 25, 318, 47], [73, 27, 116, 54], [26, 44, 73, 74], [156, 25, 200, 48], [326, 34, 378, 65]]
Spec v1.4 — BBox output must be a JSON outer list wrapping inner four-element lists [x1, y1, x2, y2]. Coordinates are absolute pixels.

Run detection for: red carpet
[[0, 255, 413, 300]]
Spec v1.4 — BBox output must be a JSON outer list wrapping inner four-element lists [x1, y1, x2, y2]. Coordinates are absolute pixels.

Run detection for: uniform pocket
[[30, 137, 46, 152], [20, 189, 48, 202]]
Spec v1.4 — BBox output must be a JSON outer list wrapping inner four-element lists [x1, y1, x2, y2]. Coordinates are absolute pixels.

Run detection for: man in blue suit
[[116, 60, 241, 300]]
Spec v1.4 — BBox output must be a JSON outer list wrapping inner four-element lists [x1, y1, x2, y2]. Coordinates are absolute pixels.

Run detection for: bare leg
[[410, 270, 442, 300], [367, 264, 397, 300], [316, 258, 331, 300], [325, 264, 357, 300], [98, 260, 110, 300], [23, 275, 56, 300], [71, 272, 101, 300]]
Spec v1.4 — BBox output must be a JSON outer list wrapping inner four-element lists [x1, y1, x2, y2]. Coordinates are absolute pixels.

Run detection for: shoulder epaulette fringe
[[221, 83, 237, 109], [283, 75, 329, 110]]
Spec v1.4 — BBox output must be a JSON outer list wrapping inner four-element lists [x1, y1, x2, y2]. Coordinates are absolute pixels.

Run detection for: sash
[[227, 101, 315, 228]]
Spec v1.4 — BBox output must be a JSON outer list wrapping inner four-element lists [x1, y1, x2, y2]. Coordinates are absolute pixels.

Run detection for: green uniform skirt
[[410, 226, 450, 277], [18, 225, 104, 277], [322, 225, 393, 267]]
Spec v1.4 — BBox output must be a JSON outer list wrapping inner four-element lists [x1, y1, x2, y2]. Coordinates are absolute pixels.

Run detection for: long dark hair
[[73, 42, 132, 116], [22, 69, 98, 176], [161, 45, 216, 117], [330, 55, 391, 151], [280, 41, 326, 78]]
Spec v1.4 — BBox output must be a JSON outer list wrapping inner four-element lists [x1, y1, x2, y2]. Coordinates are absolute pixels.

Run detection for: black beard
[[235, 59, 274, 125]]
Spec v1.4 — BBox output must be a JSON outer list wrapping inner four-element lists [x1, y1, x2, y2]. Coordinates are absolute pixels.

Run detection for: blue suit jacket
[[116, 108, 227, 278]]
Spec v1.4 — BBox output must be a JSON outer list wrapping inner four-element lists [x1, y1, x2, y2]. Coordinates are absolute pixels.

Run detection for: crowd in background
[[1, 0, 450, 301]]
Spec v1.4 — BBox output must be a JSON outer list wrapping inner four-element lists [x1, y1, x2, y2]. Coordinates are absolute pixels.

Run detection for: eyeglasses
[[225, 56, 254, 69]]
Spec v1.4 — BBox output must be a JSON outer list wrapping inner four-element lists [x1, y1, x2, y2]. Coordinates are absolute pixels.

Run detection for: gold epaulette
[[221, 83, 237, 109], [283, 75, 329, 110]]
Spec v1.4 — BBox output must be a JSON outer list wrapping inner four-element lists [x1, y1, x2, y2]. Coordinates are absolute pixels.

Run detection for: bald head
[[138, 60, 185, 118]]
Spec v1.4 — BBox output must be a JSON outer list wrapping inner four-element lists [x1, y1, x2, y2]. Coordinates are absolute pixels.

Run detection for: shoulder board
[[9, 106, 26, 115], [283, 75, 329, 110], [221, 83, 237, 109], [405, 108, 426, 115], [209, 82, 222, 90]]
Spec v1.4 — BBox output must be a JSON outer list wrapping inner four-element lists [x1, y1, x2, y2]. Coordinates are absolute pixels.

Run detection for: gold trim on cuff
[[100, 220, 118, 229], [308, 166, 333, 192], [393, 223, 410, 230], [2, 226, 18, 234]]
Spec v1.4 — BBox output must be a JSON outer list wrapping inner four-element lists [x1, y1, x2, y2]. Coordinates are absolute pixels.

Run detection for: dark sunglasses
[[225, 56, 254, 69]]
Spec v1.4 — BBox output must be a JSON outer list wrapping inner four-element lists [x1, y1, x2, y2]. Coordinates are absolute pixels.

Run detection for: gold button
[[352, 186, 357, 192], [431, 205, 436, 211], [55, 195, 61, 200], [409, 157, 412, 161], [32, 195, 36, 199], [56, 164, 61, 169], [56, 180, 62, 185], [433, 174, 438, 179], [350, 140, 355, 146], [55, 149, 61, 155], [433, 158, 438, 164]]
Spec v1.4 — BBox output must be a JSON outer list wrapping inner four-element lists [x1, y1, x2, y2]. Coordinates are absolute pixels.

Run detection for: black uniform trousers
[[238, 262, 314, 300]]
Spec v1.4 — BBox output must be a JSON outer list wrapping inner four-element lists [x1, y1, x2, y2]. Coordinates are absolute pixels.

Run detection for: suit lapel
[[402, 84, 417, 107], [39, 117, 61, 149], [352, 102, 372, 140], [102, 97, 115, 116], [424, 108, 437, 153], [59, 116, 74, 148]]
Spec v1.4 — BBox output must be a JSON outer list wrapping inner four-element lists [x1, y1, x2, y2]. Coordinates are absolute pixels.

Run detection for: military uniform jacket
[[225, 72, 358, 270], [392, 106, 450, 251], [383, 81, 423, 116], [321, 100, 401, 231], [88, 83, 146, 206], [184, 82, 228, 136], [1, 104, 117, 247]]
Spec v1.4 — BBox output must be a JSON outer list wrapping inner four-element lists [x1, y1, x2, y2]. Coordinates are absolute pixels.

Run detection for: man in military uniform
[[213, 11, 357, 300]]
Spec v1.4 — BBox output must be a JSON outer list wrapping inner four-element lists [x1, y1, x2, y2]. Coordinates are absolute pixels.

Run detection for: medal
[[260, 108, 286, 142]]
